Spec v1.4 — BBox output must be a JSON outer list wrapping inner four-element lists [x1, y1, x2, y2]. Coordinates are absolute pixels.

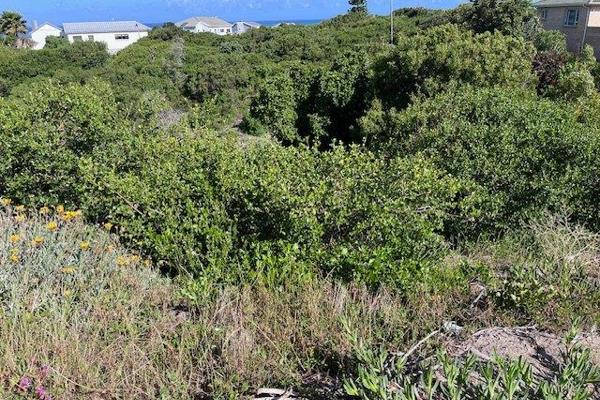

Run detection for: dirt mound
[[447, 326, 600, 378]]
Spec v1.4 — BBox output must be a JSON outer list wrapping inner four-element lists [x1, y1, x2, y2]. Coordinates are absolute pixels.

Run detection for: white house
[[30, 23, 62, 50], [62, 21, 150, 53], [273, 22, 297, 28], [176, 17, 233, 35], [232, 21, 261, 34]]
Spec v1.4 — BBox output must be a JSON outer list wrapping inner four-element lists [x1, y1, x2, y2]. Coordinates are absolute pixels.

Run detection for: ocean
[[145, 19, 322, 29]]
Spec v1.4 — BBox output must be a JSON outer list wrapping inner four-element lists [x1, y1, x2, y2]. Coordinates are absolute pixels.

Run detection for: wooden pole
[[390, 0, 394, 45]]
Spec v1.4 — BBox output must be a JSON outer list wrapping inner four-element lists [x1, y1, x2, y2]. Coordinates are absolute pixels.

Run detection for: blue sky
[[2, 0, 463, 25]]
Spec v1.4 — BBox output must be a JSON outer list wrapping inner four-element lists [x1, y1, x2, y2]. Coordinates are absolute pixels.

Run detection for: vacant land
[[1, 1, 600, 399]]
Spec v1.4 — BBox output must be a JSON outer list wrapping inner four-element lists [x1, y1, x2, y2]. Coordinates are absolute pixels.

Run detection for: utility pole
[[390, 0, 394, 45]]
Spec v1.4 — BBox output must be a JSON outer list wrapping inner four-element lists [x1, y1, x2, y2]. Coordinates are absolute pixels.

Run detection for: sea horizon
[[145, 19, 323, 28]]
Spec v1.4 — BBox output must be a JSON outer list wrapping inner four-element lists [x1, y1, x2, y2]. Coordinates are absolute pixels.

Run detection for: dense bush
[[82, 131, 465, 289], [371, 24, 536, 110], [0, 79, 125, 206], [455, 0, 539, 36], [0, 78, 467, 289], [0, 41, 109, 93], [3, 4, 600, 398], [361, 86, 600, 235]]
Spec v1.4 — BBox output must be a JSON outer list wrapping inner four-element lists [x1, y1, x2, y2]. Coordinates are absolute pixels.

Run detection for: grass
[[0, 205, 422, 398], [0, 205, 194, 399], [0, 204, 599, 398]]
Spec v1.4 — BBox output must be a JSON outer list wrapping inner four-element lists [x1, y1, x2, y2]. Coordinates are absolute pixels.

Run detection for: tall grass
[[0, 204, 197, 398], [0, 205, 432, 398], [1, 204, 599, 398]]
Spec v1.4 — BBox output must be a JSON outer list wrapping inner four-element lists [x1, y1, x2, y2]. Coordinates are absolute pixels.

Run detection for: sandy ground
[[448, 326, 600, 378]]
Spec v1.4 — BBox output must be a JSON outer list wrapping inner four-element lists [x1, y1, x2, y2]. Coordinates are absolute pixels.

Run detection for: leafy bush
[[76, 130, 466, 288], [548, 61, 596, 101], [371, 24, 536, 110], [0, 79, 126, 206], [455, 0, 539, 36], [533, 29, 567, 52], [248, 72, 299, 142], [0, 41, 108, 92], [43, 35, 70, 49], [361, 86, 600, 235]]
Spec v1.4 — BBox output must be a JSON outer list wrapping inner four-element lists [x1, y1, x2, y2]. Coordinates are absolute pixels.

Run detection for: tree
[[44, 36, 70, 49], [0, 11, 27, 38], [349, 0, 368, 14], [457, 0, 538, 36], [370, 24, 536, 110]]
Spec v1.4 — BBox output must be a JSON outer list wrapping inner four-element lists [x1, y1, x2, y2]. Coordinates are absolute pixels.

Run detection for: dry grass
[[3, 203, 596, 398], [457, 212, 600, 330], [0, 204, 439, 399], [0, 205, 197, 399]]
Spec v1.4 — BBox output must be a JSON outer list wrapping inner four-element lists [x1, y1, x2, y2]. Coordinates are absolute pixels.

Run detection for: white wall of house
[[232, 23, 250, 34], [66, 31, 148, 53], [191, 23, 232, 35], [588, 6, 600, 27], [31, 24, 62, 50]]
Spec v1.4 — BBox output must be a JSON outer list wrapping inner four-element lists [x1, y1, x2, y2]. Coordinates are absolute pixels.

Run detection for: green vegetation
[[2, 1, 600, 398], [0, 11, 26, 42]]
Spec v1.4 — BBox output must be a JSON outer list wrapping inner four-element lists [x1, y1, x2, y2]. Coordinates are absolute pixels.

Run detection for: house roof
[[534, 0, 600, 6], [31, 22, 62, 33], [176, 17, 232, 29], [63, 21, 150, 35], [236, 21, 261, 27], [234, 21, 261, 28]]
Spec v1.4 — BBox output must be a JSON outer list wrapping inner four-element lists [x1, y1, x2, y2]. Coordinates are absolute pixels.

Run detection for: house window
[[564, 8, 580, 26], [115, 33, 130, 40], [88, 35, 94, 41], [73, 35, 83, 41], [226, 28, 231, 33], [220, 28, 224, 32], [540, 8, 548, 21]]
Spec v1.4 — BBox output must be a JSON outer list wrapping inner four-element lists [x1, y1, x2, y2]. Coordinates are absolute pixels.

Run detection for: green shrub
[[533, 29, 567, 52], [361, 86, 600, 235], [371, 24, 536, 110], [455, 0, 539, 36], [548, 61, 596, 101], [0, 79, 126, 206], [0, 41, 109, 93], [79, 130, 465, 288], [249, 72, 299, 142]]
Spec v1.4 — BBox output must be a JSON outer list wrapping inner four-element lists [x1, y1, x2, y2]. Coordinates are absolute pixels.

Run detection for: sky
[[1, 0, 463, 25]]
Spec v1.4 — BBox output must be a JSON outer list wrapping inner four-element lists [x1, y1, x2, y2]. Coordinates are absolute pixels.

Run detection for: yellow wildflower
[[10, 249, 19, 263], [116, 256, 128, 267], [9, 234, 21, 244], [64, 289, 73, 297], [79, 241, 90, 251], [0, 198, 12, 207], [62, 210, 82, 222], [61, 266, 76, 274], [103, 222, 113, 231], [15, 214, 26, 223], [144, 259, 152, 268], [129, 255, 141, 264], [39, 206, 50, 215], [56, 205, 64, 215], [14, 205, 25, 213], [31, 236, 44, 247], [47, 221, 58, 232]]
